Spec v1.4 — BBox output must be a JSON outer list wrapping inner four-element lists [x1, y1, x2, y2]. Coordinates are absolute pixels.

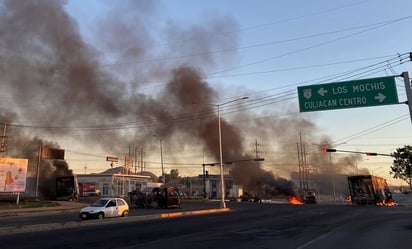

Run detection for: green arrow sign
[[298, 76, 399, 112]]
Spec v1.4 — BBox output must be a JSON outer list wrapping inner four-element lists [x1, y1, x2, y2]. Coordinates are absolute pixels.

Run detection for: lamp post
[[160, 138, 164, 184], [329, 152, 336, 205], [217, 96, 248, 208], [153, 135, 165, 184]]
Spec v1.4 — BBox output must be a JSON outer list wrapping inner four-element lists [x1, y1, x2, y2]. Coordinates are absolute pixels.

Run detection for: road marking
[[296, 222, 347, 249]]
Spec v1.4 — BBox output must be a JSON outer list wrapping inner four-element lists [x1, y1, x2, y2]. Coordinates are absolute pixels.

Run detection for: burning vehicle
[[288, 191, 317, 205], [128, 187, 181, 209], [303, 191, 317, 204], [347, 175, 394, 206], [56, 175, 79, 201]]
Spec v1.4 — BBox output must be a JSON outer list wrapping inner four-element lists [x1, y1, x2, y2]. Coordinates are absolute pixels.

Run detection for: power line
[[102, 0, 374, 56], [4, 53, 411, 134], [101, 18, 402, 69], [208, 16, 412, 76], [334, 114, 410, 145]]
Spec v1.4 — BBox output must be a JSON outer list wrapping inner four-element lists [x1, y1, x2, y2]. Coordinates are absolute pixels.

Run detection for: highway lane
[[0, 200, 224, 228], [297, 207, 412, 249], [1, 203, 412, 249]]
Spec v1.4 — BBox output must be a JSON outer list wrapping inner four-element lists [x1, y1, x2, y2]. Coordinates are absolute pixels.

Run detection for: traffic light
[[365, 152, 378, 156], [322, 148, 336, 153]]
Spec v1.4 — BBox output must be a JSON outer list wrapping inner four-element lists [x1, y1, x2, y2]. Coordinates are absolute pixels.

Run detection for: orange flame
[[377, 200, 396, 207], [288, 196, 304, 205]]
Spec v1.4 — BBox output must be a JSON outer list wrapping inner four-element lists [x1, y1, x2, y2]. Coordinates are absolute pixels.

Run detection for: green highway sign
[[297, 76, 399, 112]]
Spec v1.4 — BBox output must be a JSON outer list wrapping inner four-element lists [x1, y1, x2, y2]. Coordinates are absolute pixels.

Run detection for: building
[[198, 174, 239, 199], [76, 167, 159, 197], [77, 167, 239, 199]]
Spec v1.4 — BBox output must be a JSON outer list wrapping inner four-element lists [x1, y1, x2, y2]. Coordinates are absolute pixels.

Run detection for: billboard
[[0, 158, 28, 193]]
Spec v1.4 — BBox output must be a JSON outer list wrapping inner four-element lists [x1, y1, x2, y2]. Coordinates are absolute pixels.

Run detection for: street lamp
[[153, 135, 165, 184], [217, 96, 248, 208], [159, 139, 164, 184]]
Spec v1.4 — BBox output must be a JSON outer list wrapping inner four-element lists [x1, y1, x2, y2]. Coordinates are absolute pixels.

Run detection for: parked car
[[79, 197, 129, 220]]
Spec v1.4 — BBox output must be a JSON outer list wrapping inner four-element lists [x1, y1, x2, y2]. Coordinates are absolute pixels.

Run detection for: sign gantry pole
[[401, 72, 412, 125]]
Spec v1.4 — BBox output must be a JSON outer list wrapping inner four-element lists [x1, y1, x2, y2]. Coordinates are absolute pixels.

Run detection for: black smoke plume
[[0, 0, 363, 198]]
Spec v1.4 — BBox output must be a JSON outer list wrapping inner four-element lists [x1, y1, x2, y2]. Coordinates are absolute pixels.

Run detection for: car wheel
[[98, 212, 105, 219], [80, 213, 88, 220], [122, 210, 129, 217]]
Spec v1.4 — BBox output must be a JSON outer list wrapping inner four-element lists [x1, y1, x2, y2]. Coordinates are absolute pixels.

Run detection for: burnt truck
[[347, 175, 393, 205], [128, 187, 181, 209], [56, 175, 80, 201]]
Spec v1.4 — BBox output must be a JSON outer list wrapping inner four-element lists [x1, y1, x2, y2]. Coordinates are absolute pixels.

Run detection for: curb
[[0, 205, 88, 217], [0, 208, 230, 235]]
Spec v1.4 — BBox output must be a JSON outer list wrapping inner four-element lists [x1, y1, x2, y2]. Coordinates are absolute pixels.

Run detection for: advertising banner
[[0, 158, 28, 192]]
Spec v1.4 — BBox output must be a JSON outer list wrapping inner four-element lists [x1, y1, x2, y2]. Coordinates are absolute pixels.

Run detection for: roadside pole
[[402, 72, 412, 124], [35, 145, 42, 200], [0, 123, 7, 158]]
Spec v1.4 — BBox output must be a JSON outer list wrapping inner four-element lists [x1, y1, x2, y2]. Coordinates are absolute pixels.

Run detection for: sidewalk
[[0, 201, 88, 217]]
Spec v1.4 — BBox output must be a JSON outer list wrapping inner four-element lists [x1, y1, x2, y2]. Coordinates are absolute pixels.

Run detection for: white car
[[80, 197, 129, 220]]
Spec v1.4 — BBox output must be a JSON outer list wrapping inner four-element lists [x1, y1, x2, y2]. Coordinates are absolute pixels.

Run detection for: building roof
[[84, 166, 159, 182]]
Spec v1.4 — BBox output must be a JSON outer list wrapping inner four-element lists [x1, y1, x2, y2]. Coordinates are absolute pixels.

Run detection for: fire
[[377, 199, 396, 207], [288, 196, 304, 205]]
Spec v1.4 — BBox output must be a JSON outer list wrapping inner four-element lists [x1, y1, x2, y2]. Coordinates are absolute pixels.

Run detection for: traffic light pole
[[322, 148, 392, 157], [401, 72, 412, 125]]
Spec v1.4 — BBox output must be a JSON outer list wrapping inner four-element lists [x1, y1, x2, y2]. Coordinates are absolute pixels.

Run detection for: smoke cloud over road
[[0, 0, 363, 198]]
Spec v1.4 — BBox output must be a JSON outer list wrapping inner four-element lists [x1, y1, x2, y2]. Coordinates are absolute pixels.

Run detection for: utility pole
[[254, 138, 260, 159], [303, 144, 309, 191], [0, 123, 8, 158], [35, 145, 42, 200], [140, 148, 144, 173], [297, 133, 305, 195], [297, 142, 303, 194], [402, 72, 412, 124], [330, 152, 336, 205], [159, 139, 164, 184], [202, 164, 207, 198], [134, 146, 137, 174], [254, 138, 261, 199]]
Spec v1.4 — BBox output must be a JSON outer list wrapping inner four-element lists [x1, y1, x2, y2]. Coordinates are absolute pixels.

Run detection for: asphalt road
[[1, 201, 412, 249], [0, 199, 225, 228]]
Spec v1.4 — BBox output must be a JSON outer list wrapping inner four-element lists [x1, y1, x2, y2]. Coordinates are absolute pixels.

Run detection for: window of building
[[103, 183, 109, 196]]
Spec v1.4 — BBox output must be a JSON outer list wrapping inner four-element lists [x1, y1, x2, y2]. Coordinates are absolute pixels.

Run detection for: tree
[[170, 169, 179, 180], [160, 169, 180, 185], [391, 146, 412, 189]]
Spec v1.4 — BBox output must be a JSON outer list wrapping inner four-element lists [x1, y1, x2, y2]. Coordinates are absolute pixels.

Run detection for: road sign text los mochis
[[297, 76, 399, 112]]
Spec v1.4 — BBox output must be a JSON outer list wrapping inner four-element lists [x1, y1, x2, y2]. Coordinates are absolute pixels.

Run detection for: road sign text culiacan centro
[[297, 76, 399, 112]]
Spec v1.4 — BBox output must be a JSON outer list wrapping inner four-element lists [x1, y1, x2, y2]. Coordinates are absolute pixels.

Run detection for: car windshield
[[91, 199, 109, 207]]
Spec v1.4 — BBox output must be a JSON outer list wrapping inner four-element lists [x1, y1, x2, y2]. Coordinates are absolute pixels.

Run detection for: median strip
[[0, 208, 231, 235]]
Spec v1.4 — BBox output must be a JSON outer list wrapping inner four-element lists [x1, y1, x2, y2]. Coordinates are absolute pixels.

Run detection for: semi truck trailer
[[347, 175, 393, 205]]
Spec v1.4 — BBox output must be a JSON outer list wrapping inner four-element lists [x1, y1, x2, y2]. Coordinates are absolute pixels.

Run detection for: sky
[[1, 0, 412, 186]]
